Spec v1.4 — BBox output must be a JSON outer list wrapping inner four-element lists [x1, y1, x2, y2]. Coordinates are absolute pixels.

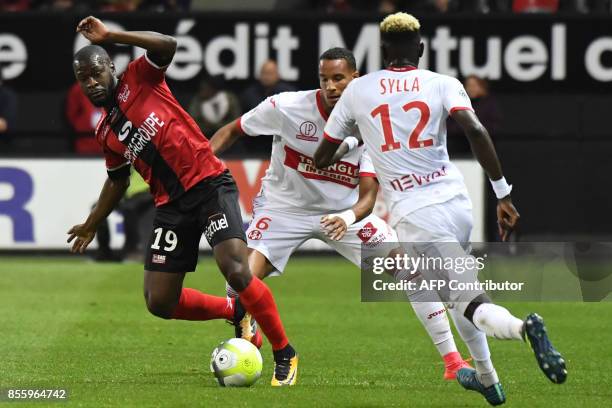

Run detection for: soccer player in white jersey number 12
[[316, 13, 567, 406], [211, 47, 474, 381]]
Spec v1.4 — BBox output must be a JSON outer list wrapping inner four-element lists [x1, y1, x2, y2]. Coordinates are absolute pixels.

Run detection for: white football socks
[[472, 303, 525, 341], [449, 307, 499, 387], [408, 291, 457, 357]]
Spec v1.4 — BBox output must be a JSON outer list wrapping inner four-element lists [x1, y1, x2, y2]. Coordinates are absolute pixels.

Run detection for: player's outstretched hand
[[321, 215, 347, 241], [497, 196, 520, 242], [76, 16, 110, 44], [67, 223, 96, 254]]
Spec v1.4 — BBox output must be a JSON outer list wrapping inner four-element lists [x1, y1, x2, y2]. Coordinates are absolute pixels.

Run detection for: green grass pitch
[[1, 256, 611, 407]]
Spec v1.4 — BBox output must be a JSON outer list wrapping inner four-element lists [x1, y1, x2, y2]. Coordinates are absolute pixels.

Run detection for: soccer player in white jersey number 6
[[211, 47, 473, 380], [315, 13, 567, 406]]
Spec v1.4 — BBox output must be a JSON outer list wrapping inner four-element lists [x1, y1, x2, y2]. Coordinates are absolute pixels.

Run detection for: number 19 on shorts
[[151, 227, 178, 252]]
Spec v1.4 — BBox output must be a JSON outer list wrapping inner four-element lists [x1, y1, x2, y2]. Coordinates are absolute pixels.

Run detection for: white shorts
[[393, 194, 484, 304], [392, 193, 473, 244], [246, 207, 398, 275]]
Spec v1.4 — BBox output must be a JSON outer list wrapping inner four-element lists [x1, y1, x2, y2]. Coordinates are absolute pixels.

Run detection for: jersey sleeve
[[237, 95, 282, 137], [126, 53, 167, 84], [323, 80, 356, 144], [103, 146, 131, 180], [359, 148, 377, 178], [441, 76, 473, 114]]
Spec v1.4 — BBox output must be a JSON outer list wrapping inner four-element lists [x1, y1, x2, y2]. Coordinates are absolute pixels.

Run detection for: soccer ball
[[210, 338, 263, 387]]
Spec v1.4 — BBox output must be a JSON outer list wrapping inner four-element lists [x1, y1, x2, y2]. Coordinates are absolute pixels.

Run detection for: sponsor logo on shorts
[[357, 222, 378, 243], [296, 121, 318, 142], [248, 230, 262, 240], [205, 213, 229, 241], [152, 254, 166, 264]]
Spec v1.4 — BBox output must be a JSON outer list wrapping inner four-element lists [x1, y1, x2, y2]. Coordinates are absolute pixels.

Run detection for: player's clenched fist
[[67, 223, 96, 254], [76, 16, 110, 44], [497, 197, 520, 242]]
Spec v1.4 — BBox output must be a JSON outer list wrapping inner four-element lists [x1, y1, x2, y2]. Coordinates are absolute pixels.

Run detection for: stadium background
[[1, 2, 611, 407], [1, 9, 611, 249]]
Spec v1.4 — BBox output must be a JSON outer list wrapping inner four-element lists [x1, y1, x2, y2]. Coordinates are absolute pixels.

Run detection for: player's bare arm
[[76, 16, 177, 67], [452, 109, 520, 241], [314, 136, 360, 169], [67, 175, 129, 253], [321, 175, 379, 241], [210, 119, 244, 155], [314, 139, 341, 169]]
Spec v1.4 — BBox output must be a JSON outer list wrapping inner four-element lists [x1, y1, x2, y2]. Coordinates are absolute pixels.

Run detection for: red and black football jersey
[[95, 54, 226, 207]]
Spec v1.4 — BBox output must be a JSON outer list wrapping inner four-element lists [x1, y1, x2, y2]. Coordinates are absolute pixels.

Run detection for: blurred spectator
[[558, 0, 607, 12], [98, 0, 140, 11], [315, 0, 354, 12], [138, 0, 191, 11], [432, 0, 451, 12], [65, 82, 104, 155], [95, 170, 154, 262], [188, 75, 241, 138], [0, 0, 30, 11], [455, 0, 492, 12], [378, 0, 401, 13], [513, 0, 559, 12], [447, 75, 502, 155], [240, 60, 296, 112], [47, 0, 75, 9], [37, 0, 93, 11], [192, 0, 273, 10], [411, 0, 460, 12], [0, 69, 18, 146]]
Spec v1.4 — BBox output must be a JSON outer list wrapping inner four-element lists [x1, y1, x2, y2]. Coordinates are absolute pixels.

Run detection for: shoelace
[[274, 357, 291, 381]]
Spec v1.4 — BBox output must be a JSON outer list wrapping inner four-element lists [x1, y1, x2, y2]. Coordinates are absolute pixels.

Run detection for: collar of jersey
[[385, 66, 418, 72], [315, 89, 329, 121]]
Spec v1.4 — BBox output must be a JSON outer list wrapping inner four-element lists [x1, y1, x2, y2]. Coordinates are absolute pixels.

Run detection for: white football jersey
[[323, 67, 473, 225], [238, 89, 376, 214]]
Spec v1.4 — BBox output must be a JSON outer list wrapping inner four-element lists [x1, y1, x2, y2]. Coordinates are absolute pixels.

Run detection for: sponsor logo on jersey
[[118, 84, 130, 103], [357, 222, 378, 243], [205, 213, 229, 241], [122, 111, 165, 163], [296, 121, 318, 142], [118, 120, 132, 142], [283, 145, 359, 188], [390, 166, 448, 192], [248, 230, 262, 240], [152, 254, 166, 264]]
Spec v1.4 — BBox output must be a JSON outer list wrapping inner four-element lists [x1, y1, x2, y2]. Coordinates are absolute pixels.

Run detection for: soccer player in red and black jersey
[[67, 16, 298, 386]]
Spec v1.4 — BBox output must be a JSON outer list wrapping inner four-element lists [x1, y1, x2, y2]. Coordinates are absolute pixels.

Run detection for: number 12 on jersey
[[371, 101, 432, 152]]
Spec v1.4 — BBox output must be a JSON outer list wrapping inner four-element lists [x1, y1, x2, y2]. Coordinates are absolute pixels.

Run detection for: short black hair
[[74, 45, 111, 65], [319, 47, 357, 71]]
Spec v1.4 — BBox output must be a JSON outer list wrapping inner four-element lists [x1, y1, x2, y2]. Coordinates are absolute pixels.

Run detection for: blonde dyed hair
[[380, 12, 421, 34]]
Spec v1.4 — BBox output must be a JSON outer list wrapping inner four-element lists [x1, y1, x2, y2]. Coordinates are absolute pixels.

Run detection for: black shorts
[[144, 170, 246, 273]]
